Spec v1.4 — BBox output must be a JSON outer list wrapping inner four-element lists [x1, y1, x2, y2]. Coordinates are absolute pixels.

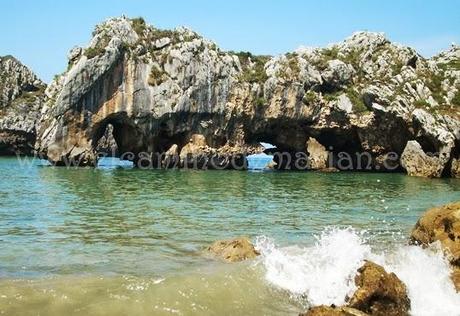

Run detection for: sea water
[[0, 157, 459, 315]]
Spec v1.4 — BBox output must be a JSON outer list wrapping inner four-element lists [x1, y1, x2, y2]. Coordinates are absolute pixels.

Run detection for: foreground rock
[[28, 17, 459, 175], [300, 306, 368, 316], [410, 201, 460, 290], [348, 261, 410, 316], [0, 56, 45, 155], [206, 237, 260, 262], [301, 261, 410, 316]]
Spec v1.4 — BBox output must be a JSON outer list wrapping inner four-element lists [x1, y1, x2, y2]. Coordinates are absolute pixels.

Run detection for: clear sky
[[1, 0, 459, 82]]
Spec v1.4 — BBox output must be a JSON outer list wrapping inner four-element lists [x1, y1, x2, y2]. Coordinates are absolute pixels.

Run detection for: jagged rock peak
[[0, 55, 44, 108], [0, 55, 45, 155]]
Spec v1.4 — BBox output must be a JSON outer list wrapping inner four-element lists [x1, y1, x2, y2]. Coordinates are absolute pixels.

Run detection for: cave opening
[[92, 113, 145, 167]]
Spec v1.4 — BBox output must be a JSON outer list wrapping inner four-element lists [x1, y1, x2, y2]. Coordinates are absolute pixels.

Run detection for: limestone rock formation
[[306, 137, 329, 170], [347, 261, 410, 316], [0, 16, 456, 175], [0, 56, 45, 155], [206, 237, 260, 262]]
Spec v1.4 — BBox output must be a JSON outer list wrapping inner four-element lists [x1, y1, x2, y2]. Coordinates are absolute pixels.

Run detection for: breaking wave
[[255, 228, 460, 316]]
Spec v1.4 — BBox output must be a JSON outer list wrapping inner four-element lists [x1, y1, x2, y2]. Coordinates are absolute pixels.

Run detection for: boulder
[[322, 60, 355, 88], [347, 261, 410, 316], [300, 306, 368, 316], [206, 237, 260, 263], [306, 137, 329, 170], [410, 202, 460, 267], [179, 134, 213, 168], [401, 140, 446, 178]]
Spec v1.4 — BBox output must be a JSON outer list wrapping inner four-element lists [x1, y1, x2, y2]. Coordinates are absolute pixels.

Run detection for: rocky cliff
[[0, 56, 45, 155], [2, 16, 460, 176]]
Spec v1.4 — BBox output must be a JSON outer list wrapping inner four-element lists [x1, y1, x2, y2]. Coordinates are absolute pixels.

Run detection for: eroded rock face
[[306, 137, 329, 170], [28, 18, 459, 174], [206, 237, 260, 262], [401, 140, 446, 177], [95, 124, 118, 156], [0, 56, 45, 155], [348, 261, 410, 316]]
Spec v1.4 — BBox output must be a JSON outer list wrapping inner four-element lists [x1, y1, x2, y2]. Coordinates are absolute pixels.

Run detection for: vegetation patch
[[255, 97, 266, 108], [438, 60, 460, 71], [232, 51, 270, 84], [131, 17, 147, 36], [346, 88, 368, 113], [148, 65, 168, 86], [413, 99, 431, 109], [302, 90, 319, 105], [451, 90, 460, 106], [84, 35, 110, 59]]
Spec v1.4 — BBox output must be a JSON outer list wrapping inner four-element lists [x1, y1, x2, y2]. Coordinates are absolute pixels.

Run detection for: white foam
[[387, 245, 460, 316], [255, 228, 460, 315]]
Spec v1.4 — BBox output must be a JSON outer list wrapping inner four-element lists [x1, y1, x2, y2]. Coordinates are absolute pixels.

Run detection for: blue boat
[[246, 153, 275, 171]]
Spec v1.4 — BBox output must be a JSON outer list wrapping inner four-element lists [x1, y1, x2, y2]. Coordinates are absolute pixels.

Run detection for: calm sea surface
[[0, 157, 459, 315]]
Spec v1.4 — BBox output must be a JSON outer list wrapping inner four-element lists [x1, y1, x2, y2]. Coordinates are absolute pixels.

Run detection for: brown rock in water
[[206, 237, 260, 262], [300, 306, 368, 316], [318, 167, 340, 173], [347, 261, 410, 316], [410, 201, 460, 290], [410, 201, 460, 267]]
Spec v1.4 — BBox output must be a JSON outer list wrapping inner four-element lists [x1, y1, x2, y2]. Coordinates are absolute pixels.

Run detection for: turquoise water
[[0, 157, 459, 315]]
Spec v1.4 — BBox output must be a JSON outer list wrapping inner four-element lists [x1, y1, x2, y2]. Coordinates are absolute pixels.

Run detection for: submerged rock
[[347, 261, 410, 316], [206, 237, 260, 262]]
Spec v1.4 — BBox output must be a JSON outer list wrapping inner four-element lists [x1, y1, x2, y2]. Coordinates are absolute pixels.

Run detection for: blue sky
[[1, 0, 459, 82]]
